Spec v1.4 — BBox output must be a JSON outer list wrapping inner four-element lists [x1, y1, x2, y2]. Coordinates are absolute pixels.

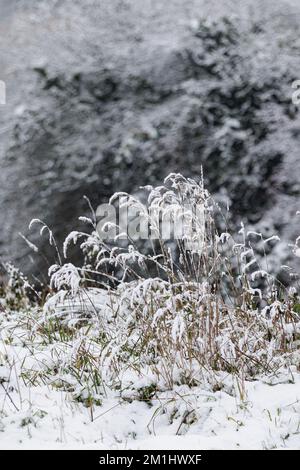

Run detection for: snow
[[1, 296, 300, 452], [1, 365, 300, 450]]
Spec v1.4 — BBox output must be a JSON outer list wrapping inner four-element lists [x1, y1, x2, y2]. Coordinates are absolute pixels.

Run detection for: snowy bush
[[8, 173, 297, 396]]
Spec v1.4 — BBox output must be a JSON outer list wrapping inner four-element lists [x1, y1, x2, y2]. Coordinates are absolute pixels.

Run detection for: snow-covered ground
[[1, 363, 300, 450]]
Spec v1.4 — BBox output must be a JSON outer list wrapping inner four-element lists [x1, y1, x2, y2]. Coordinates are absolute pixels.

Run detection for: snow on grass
[[1, 348, 300, 450], [1, 297, 300, 450], [1, 174, 300, 449]]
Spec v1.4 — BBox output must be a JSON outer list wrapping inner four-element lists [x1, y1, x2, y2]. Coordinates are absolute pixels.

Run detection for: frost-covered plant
[[27, 174, 300, 392]]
